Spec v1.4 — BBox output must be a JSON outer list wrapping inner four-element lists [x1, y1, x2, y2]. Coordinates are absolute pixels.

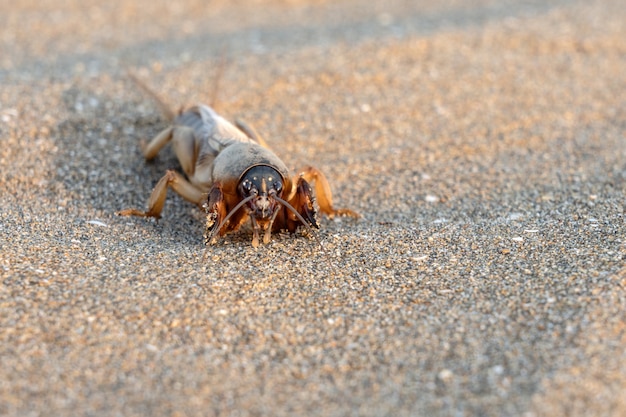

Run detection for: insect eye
[[273, 181, 283, 194], [241, 179, 257, 196]]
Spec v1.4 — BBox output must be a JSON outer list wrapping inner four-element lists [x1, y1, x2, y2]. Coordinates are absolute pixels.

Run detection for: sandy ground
[[1, 0, 625, 416]]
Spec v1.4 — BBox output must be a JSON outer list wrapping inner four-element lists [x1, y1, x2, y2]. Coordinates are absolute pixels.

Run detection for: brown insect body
[[118, 85, 359, 247]]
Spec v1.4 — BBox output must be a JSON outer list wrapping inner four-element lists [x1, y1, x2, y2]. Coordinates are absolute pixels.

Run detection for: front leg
[[203, 183, 249, 245], [284, 177, 319, 233], [203, 183, 228, 245], [297, 166, 360, 218]]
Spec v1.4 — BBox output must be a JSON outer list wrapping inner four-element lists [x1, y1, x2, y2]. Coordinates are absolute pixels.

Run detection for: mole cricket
[[117, 74, 359, 247]]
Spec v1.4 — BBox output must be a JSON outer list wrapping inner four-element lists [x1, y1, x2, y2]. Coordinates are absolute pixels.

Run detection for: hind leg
[[117, 170, 205, 219], [143, 125, 174, 160], [170, 126, 198, 177], [120, 124, 203, 219], [143, 125, 198, 178]]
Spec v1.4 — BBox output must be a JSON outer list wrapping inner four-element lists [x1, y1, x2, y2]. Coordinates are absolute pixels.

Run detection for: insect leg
[[204, 184, 227, 244], [117, 170, 204, 219], [171, 126, 198, 177], [283, 177, 319, 233], [143, 125, 174, 160], [204, 185, 250, 245], [234, 119, 270, 149], [297, 166, 360, 218]]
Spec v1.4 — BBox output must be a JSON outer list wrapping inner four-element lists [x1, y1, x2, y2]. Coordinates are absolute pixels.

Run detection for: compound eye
[[272, 180, 283, 195], [241, 179, 256, 196]]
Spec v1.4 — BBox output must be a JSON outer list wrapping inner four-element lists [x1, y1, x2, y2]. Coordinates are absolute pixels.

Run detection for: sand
[[1, 0, 625, 416]]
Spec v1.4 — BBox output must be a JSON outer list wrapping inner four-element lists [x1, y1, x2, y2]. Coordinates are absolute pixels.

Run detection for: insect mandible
[[117, 74, 359, 247]]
